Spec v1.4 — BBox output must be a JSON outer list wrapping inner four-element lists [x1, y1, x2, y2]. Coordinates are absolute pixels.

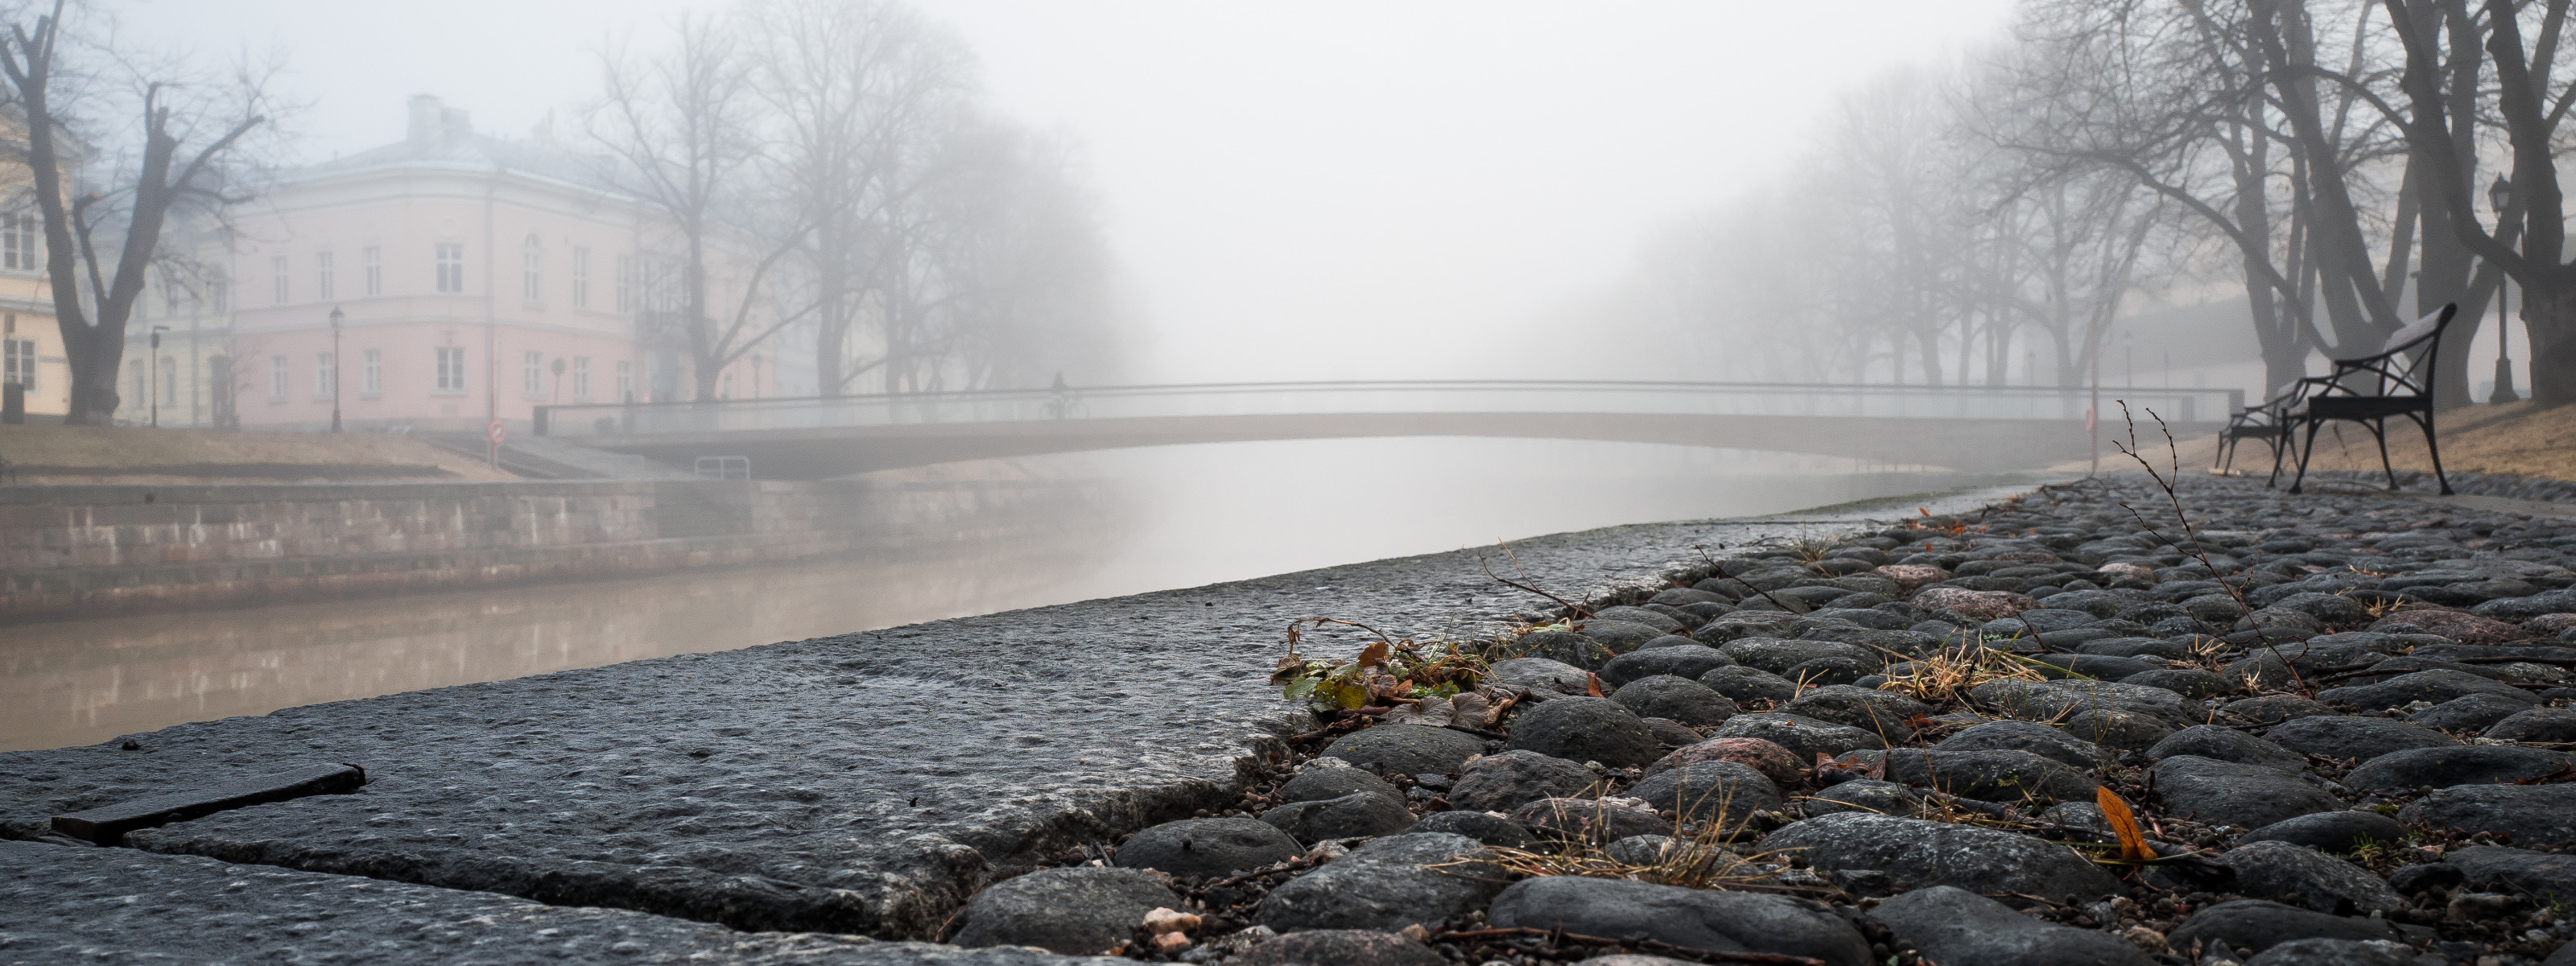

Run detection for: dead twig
[[2107, 403, 2311, 695]]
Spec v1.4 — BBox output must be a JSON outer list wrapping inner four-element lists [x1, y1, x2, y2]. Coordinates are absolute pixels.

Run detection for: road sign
[[488, 420, 506, 445]]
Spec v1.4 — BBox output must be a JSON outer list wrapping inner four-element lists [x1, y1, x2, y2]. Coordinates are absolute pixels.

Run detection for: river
[[0, 438, 2012, 751]]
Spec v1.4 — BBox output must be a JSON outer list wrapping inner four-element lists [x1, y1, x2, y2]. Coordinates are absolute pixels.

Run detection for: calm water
[[0, 438, 2001, 751]]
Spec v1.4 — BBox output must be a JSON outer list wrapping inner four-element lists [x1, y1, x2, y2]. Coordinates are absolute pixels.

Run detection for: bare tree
[[0, 0, 269, 424], [588, 11, 808, 402]]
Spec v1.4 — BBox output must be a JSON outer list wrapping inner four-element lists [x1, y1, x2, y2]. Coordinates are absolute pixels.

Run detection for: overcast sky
[[122, 1, 2018, 382]]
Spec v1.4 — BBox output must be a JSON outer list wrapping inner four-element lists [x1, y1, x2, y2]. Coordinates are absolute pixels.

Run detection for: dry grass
[[2082, 400, 2576, 482], [0, 424, 518, 483], [1875, 644, 2049, 704]]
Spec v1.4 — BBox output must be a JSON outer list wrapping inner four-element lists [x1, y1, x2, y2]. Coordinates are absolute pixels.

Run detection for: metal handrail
[[535, 379, 2244, 439]]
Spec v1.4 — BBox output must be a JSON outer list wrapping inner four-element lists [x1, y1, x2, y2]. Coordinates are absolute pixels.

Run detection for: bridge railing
[[535, 381, 2244, 439]]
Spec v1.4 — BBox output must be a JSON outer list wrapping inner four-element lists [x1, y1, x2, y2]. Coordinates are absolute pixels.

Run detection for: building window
[[615, 254, 633, 313], [522, 234, 543, 304], [572, 247, 589, 308], [572, 356, 591, 402], [209, 279, 227, 313], [525, 350, 543, 396], [2, 337, 32, 390], [616, 359, 634, 402], [272, 255, 290, 304], [363, 246, 382, 296], [268, 355, 287, 400], [436, 244, 464, 294], [163, 279, 179, 316], [1, 213, 34, 271], [316, 251, 335, 300], [435, 346, 465, 392], [315, 352, 335, 398], [163, 357, 177, 404], [362, 348, 381, 396]]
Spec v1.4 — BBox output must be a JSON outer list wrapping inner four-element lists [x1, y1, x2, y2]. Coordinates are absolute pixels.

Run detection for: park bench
[[2214, 383, 2298, 483], [2283, 303, 2457, 496]]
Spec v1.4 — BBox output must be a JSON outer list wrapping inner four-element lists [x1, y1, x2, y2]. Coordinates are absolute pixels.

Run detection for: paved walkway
[[0, 483, 2034, 961]]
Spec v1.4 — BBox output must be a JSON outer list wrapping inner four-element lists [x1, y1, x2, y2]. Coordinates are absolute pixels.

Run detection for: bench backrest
[[2326, 303, 2455, 401]]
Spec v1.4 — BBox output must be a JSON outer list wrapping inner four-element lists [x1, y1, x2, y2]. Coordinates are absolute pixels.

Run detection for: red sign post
[[487, 420, 505, 469]]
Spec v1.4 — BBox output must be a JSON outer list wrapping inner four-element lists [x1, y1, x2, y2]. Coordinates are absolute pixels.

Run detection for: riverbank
[[0, 470, 1117, 624]]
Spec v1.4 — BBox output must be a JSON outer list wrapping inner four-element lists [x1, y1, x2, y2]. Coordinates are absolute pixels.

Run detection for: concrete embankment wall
[[0, 476, 1110, 623]]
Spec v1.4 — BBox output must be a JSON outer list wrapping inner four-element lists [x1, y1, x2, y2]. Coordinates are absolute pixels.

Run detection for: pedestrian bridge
[[533, 380, 2241, 480]]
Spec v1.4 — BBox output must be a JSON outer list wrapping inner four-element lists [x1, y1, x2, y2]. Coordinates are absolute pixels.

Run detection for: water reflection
[[1, 438, 2010, 752]]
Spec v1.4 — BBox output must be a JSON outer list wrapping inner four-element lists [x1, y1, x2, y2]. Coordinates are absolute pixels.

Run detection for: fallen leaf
[[2096, 787, 2153, 862], [1356, 641, 1391, 668], [1587, 673, 1605, 697]]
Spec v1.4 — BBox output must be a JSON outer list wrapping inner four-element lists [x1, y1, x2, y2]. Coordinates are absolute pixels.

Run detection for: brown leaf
[[1586, 673, 1605, 698], [1356, 641, 1392, 669], [2096, 787, 2152, 862]]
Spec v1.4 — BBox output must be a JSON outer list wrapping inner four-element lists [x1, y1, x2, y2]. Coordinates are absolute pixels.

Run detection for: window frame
[[268, 355, 287, 401], [572, 247, 589, 309], [316, 251, 335, 301], [314, 351, 335, 398], [272, 254, 290, 304], [435, 244, 464, 294], [363, 246, 382, 296], [361, 348, 382, 397], [434, 345, 467, 394]]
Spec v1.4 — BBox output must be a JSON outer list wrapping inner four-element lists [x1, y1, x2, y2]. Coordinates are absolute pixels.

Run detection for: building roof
[[279, 97, 621, 197]]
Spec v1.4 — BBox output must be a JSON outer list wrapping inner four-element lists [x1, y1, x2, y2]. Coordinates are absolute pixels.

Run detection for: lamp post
[[2491, 175, 2520, 403], [148, 325, 168, 427], [328, 306, 344, 432]]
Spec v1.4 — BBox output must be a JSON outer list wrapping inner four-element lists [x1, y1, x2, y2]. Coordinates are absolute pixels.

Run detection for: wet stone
[[2316, 669, 2541, 711], [952, 866, 1179, 956], [2262, 715, 2456, 762], [1115, 817, 1303, 877], [1260, 792, 1417, 844], [1878, 749, 2099, 803], [2146, 724, 2306, 774], [1509, 797, 1665, 844], [1589, 608, 1683, 635], [2240, 810, 2409, 854], [1778, 685, 1928, 737], [1407, 811, 1534, 850], [2118, 667, 2231, 700], [2345, 745, 2576, 793], [1321, 724, 1490, 776], [1647, 737, 1806, 786], [1446, 750, 1600, 814], [1229, 931, 1444, 966], [2226, 694, 2336, 725], [2241, 939, 2424, 966], [1598, 646, 1732, 687], [2407, 693, 2535, 733], [2443, 846, 2576, 903], [1868, 885, 2155, 966], [1637, 717, 1701, 746], [1695, 665, 1799, 704], [1762, 812, 2118, 900], [1719, 637, 1880, 675], [1627, 760, 1779, 826], [1495, 631, 1616, 670], [1255, 832, 1501, 934], [2398, 784, 2576, 848], [1488, 657, 1593, 693], [1278, 766, 1403, 806], [1608, 675, 1738, 727], [1505, 697, 1664, 768], [1710, 712, 1888, 761], [2216, 840, 2401, 914], [2149, 756, 2342, 829], [47, 762, 366, 846], [1933, 720, 2103, 769], [1806, 778, 1921, 817], [1486, 876, 1872, 966], [2165, 900, 2399, 958], [2057, 708, 2176, 751], [2487, 707, 2576, 744]]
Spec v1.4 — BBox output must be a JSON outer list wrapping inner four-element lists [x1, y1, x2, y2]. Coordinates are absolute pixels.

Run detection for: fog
[[124, 0, 2017, 383]]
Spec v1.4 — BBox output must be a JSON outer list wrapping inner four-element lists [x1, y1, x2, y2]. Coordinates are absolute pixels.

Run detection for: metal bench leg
[[2289, 420, 2322, 495], [2413, 410, 2454, 496], [2268, 423, 2293, 489], [2370, 419, 2397, 491]]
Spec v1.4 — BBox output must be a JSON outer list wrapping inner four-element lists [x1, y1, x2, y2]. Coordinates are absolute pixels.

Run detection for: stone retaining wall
[[0, 476, 1110, 622]]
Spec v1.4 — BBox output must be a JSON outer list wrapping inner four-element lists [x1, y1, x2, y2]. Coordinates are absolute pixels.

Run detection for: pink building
[[226, 97, 773, 433]]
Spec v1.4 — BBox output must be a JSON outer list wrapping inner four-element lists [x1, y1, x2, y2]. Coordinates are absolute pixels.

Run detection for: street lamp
[[2491, 175, 2519, 403], [148, 325, 169, 427], [328, 306, 345, 432]]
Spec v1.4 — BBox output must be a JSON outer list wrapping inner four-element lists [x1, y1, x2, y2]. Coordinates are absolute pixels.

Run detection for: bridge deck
[[536, 381, 2237, 479]]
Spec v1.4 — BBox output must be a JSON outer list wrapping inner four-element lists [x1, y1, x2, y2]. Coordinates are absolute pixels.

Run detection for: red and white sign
[[2083, 407, 2098, 433], [487, 420, 506, 445]]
